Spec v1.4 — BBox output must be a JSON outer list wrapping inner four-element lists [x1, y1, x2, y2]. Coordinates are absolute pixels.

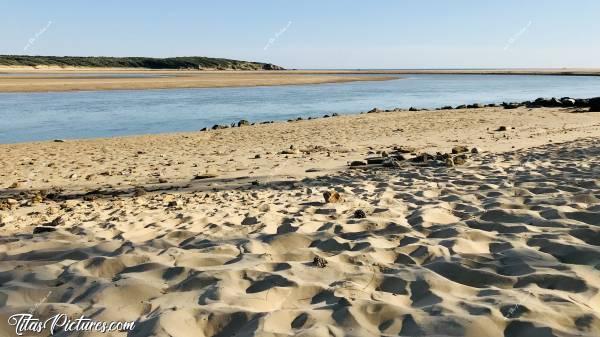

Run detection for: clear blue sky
[[2, 0, 599, 69]]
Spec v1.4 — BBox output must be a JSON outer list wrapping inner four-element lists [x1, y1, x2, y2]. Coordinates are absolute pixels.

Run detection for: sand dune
[[0, 106, 599, 336]]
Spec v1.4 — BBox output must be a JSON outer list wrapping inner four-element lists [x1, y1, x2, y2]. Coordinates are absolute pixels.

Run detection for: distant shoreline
[[2, 66, 600, 75], [1, 68, 600, 93]]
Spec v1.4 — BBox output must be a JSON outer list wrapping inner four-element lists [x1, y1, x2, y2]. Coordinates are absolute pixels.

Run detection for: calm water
[[1, 74, 600, 144]]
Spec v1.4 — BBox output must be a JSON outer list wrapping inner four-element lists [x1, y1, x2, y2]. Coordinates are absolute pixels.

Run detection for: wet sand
[[2, 67, 600, 92], [0, 70, 398, 93]]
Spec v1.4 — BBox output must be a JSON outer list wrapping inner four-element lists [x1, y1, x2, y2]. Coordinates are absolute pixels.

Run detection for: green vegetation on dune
[[0, 55, 285, 70]]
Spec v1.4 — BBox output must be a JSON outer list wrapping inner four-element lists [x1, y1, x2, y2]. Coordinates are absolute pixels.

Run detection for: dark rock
[[53, 139, 65, 143], [313, 256, 328, 268], [471, 147, 479, 154], [495, 126, 507, 132], [49, 216, 65, 227], [561, 97, 576, 106], [455, 105, 467, 109], [441, 106, 453, 110], [33, 226, 56, 234], [194, 173, 218, 180], [242, 216, 259, 225], [323, 191, 342, 203], [502, 102, 521, 109], [366, 157, 386, 165], [451, 146, 469, 154], [436, 152, 451, 160], [412, 153, 434, 163], [409, 107, 418, 112], [575, 98, 590, 107], [549, 97, 562, 107], [353, 209, 367, 219], [350, 161, 367, 167], [534, 97, 562, 107], [589, 97, 600, 112]]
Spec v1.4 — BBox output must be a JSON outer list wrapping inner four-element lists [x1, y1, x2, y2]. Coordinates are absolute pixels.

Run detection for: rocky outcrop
[[589, 97, 600, 112]]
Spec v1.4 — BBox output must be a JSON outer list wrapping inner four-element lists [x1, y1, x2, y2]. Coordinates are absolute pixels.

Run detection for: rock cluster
[[199, 96, 598, 132], [351, 145, 479, 169], [500, 97, 596, 110]]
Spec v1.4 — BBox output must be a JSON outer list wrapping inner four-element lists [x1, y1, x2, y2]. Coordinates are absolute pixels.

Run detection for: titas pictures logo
[[8, 314, 136, 336]]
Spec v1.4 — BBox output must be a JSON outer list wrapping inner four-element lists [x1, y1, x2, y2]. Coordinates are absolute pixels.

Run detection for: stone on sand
[[33, 226, 57, 234], [313, 256, 328, 268], [589, 97, 600, 112], [323, 191, 342, 203], [242, 216, 259, 226], [49, 216, 66, 227], [353, 209, 367, 219], [350, 161, 367, 167], [451, 146, 469, 154], [366, 157, 386, 165]]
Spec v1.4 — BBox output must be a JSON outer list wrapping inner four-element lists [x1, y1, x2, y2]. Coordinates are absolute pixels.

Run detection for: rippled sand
[[0, 106, 599, 336]]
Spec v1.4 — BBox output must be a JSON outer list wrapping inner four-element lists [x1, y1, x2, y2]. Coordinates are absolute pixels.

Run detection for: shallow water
[[1, 74, 600, 143]]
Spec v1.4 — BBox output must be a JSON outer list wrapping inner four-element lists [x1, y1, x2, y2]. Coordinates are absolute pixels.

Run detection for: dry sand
[[0, 106, 599, 336]]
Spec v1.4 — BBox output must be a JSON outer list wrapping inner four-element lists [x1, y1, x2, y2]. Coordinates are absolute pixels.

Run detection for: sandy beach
[[1, 106, 599, 336], [2, 68, 600, 93], [0, 70, 398, 93]]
